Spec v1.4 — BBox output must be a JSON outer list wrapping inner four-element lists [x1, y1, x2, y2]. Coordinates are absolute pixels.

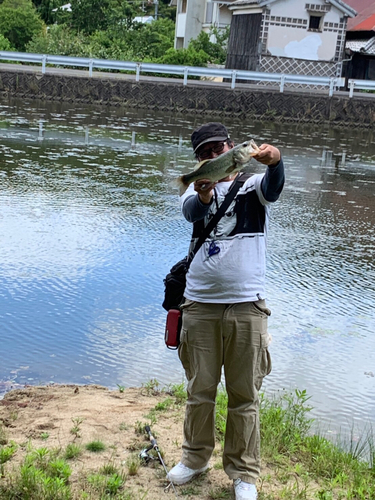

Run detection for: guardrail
[[0, 50, 355, 97], [348, 78, 375, 98]]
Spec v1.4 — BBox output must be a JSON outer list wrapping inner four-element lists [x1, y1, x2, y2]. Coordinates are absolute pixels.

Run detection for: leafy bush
[[188, 27, 230, 65], [158, 46, 209, 67], [0, 33, 12, 50], [0, 0, 44, 51]]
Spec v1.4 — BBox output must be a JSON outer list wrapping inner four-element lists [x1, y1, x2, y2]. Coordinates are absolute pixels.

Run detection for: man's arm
[[261, 159, 285, 202], [181, 192, 212, 222], [253, 144, 285, 202]]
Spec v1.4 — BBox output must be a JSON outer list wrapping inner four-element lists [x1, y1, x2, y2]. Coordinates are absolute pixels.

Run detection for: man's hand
[[254, 144, 281, 166], [194, 179, 217, 204]]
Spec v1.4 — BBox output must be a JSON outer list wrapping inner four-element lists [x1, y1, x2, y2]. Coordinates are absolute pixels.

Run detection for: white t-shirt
[[180, 174, 271, 303]]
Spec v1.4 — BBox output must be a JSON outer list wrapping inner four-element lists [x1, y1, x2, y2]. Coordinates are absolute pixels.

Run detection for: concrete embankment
[[0, 63, 374, 126]]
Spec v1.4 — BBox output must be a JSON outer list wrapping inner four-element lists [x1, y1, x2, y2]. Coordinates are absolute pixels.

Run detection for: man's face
[[196, 140, 231, 161]]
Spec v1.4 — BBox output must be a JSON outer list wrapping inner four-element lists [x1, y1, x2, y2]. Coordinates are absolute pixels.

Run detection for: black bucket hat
[[191, 122, 230, 153]]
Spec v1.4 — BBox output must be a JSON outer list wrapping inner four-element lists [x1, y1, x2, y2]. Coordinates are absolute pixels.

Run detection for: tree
[[0, 33, 12, 50], [188, 28, 230, 65], [0, 0, 44, 51], [70, 0, 111, 34], [126, 17, 174, 60]]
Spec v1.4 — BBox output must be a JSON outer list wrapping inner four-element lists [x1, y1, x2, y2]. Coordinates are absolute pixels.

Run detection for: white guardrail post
[[136, 63, 141, 82], [349, 80, 355, 98], [42, 55, 47, 74], [89, 59, 93, 77], [329, 77, 334, 97], [183, 67, 188, 86], [280, 74, 285, 93], [231, 70, 237, 89]]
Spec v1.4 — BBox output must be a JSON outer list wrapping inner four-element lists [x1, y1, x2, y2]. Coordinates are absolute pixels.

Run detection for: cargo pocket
[[178, 328, 192, 381], [255, 332, 272, 390]]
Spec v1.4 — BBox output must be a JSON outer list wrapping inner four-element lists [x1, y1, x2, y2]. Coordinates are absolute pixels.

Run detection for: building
[[169, 0, 234, 49], [342, 0, 375, 80], [171, 0, 357, 79], [226, 0, 357, 77]]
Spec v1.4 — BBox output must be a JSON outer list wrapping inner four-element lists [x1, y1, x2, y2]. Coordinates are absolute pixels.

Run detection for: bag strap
[[186, 172, 251, 267]]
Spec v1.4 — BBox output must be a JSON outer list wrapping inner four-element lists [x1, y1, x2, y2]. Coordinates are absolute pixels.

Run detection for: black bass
[[176, 140, 260, 195]]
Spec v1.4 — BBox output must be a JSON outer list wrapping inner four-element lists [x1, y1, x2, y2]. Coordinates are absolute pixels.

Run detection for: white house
[[170, 0, 234, 48], [171, 0, 357, 78]]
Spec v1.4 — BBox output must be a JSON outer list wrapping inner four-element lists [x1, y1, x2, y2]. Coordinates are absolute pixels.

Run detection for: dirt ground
[[0, 384, 237, 499]]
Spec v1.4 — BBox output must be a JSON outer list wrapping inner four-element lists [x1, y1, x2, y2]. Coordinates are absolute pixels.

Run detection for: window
[[309, 15, 322, 30], [180, 0, 187, 13]]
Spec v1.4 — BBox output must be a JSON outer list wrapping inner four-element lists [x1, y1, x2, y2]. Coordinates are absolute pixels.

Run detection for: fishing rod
[[139, 425, 179, 498]]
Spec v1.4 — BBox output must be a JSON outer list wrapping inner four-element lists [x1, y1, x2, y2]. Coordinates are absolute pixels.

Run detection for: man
[[167, 122, 284, 500]]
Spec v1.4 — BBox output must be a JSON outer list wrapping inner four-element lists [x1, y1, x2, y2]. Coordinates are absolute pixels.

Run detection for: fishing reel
[[139, 445, 162, 465]]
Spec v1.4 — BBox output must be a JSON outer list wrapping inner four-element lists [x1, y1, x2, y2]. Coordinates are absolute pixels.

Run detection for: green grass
[[1, 383, 374, 499], [64, 443, 82, 460], [214, 386, 375, 499], [0, 446, 72, 500], [0, 424, 8, 446], [0, 442, 17, 464], [85, 440, 106, 453]]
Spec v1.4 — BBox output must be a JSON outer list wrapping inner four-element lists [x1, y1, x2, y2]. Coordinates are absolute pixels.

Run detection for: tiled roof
[[346, 35, 375, 54], [230, 1, 259, 4], [345, 0, 375, 31]]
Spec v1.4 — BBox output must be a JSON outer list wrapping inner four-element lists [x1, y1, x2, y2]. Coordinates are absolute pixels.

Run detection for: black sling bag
[[162, 172, 250, 311]]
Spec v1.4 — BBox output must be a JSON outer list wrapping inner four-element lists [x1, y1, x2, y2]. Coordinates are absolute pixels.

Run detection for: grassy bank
[[0, 381, 374, 499]]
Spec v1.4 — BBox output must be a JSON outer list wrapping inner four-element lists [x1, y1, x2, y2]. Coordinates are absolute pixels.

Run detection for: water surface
[[0, 97, 374, 439]]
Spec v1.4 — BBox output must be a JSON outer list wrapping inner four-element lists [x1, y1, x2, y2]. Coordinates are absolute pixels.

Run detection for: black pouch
[[162, 257, 188, 311]]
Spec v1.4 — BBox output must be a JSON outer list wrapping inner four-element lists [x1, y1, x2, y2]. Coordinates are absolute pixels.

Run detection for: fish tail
[[171, 176, 189, 196]]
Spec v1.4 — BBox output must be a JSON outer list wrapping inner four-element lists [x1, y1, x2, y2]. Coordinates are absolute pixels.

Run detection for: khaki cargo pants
[[178, 299, 272, 484]]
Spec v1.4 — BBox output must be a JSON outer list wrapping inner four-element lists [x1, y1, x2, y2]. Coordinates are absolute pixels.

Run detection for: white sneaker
[[167, 461, 208, 485], [234, 479, 258, 500]]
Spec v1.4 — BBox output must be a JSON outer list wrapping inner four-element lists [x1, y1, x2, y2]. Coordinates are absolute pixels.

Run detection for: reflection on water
[[0, 97, 374, 439]]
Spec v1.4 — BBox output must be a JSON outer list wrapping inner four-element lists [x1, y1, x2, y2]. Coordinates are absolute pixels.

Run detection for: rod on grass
[[139, 425, 178, 498]]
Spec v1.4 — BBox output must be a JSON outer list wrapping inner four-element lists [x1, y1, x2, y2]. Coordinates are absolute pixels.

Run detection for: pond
[[0, 97, 374, 439]]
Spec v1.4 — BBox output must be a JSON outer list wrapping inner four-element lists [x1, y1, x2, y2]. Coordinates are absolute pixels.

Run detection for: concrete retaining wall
[[0, 66, 373, 127]]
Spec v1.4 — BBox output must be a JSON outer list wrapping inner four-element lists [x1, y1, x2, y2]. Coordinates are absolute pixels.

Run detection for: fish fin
[[171, 176, 189, 196], [193, 159, 210, 171]]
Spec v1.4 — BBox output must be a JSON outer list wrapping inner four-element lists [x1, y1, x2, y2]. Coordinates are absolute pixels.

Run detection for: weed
[[117, 384, 125, 393], [46, 458, 72, 481], [0, 424, 7, 445], [40, 432, 50, 440], [85, 440, 106, 452], [70, 416, 84, 438], [64, 443, 82, 460], [106, 473, 124, 494], [119, 422, 128, 431], [134, 421, 149, 435], [155, 397, 173, 412], [0, 442, 17, 464], [167, 382, 187, 404], [180, 484, 201, 495], [208, 486, 231, 498], [141, 378, 161, 396], [126, 453, 141, 475], [100, 462, 119, 475], [215, 385, 228, 447], [10, 411, 18, 421]]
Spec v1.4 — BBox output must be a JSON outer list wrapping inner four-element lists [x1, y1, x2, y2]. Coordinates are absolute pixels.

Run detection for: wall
[[0, 68, 373, 127], [266, 0, 346, 62], [183, 0, 206, 48]]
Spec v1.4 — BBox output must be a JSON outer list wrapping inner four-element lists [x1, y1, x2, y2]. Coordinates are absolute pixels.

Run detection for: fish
[[176, 140, 260, 195]]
